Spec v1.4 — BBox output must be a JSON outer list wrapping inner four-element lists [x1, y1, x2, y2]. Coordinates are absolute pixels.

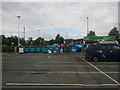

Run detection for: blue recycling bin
[[36, 48, 41, 52], [71, 47, 77, 52], [24, 48, 29, 53], [42, 48, 49, 53], [30, 47, 35, 53]]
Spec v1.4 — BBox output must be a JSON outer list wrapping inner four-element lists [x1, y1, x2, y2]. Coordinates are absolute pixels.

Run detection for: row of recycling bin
[[19, 45, 83, 53], [24, 47, 60, 53]]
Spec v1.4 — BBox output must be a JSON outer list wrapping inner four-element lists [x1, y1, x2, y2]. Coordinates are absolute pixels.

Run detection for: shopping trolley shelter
[[2, 52, 120, 89]]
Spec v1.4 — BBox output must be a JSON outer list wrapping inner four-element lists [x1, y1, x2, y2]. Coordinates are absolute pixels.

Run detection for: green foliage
[[2, 35, 9, 45], [2, 35, 18, 46], [55, 34, 64, 45], [108, 27, 119, 40], [27, 37, 33, 45], [33, 37, 44, 47], [87, 30, 96, 36], [7, 36, 18, 46], [2, 34, 65, 52], [49, 39, 55, 45], [21, 38, 26, 45], [2, 46, 14, 52]]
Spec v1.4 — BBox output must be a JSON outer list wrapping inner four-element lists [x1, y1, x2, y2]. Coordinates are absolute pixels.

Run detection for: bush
[[2, 45, 14, 52]]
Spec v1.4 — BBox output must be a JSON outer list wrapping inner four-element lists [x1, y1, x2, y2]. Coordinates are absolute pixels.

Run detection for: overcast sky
[[1, 2, 118, 40]]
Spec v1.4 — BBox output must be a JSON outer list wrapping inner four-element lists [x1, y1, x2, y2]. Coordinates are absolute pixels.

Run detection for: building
[[64, 39, 84, 45]]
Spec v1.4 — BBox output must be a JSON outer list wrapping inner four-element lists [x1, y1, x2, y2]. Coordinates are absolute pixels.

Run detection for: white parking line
[[82, 58, 120, 85], [34, 65, 119, 67], [3, 57, 6, 59], [6, 83, 84, 86], [3, 62, 83, 64], [3, 71, 120, 74], [6, 83, 120, 86], [25, 71, 120, 74], [7, 55, 11, 56]]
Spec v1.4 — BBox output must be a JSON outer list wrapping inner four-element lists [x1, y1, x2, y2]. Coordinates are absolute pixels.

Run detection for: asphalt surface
[[2, 53, 120, 89]]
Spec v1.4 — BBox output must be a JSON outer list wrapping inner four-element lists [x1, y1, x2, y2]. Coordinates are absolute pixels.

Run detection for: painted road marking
[[6, 83, 120, 86], [25, 71, 120, 74], [48, 56, 51, 58], [34, 65, 119, 67], [3, 57, 6, 59], [4, 71, 119, 74], [2, 62, 86, 64], [7, 55, 11, 56], [82, 58, 120, 85]]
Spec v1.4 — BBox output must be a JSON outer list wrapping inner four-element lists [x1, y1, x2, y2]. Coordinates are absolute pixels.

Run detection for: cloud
[[2, 2, 118, 40]]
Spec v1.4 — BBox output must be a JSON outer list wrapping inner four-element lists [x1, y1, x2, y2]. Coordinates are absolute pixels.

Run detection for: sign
[[84, 36, 116, 40]]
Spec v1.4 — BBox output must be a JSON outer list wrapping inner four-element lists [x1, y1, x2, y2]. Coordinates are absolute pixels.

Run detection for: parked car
[[84, 41, 120, 62]]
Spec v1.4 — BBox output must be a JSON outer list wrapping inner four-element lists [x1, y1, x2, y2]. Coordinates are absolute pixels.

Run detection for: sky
[[1, 1, 119, 40]]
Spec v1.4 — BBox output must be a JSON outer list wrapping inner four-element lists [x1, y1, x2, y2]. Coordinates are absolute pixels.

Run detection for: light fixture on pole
[[17, 15, 21, 47]]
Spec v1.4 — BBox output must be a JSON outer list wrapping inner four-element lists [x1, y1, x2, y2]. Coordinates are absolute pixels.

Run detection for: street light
[[38, 30, 40, 38], [38, 30, 41, 46], [66, 32, 68, 39], [17, 15, 21, 47], [49, 24, 53, 40], [87, 17, 89, 35]]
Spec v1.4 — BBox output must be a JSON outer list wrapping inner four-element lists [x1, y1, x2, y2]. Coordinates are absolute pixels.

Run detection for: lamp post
[[17, 15, 21, 47], [66, 32, 68, 39], [87, 17, 89, 36], [38, 30, 40, 38], [118, 1, 120, 39]]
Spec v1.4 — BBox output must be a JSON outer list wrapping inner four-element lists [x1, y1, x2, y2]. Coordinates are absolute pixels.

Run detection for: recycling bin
[[36, 47, 41, 52], [42, 48, 49, 53], [24, 47, 29, 53], [30, 47, 35, 53]]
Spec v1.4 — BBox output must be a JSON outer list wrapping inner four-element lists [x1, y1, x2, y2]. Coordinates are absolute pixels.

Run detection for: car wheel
[[93, 57, 98, 62]]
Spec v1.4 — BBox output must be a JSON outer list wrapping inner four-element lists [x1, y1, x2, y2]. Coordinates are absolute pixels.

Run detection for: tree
[[21, 38, 26, 46], [27, 37, 33, 46], [11, 36, 18, 46], [33, 37, 45, 47], [2, 35, 9, 45], [49, 39, 55, 45], [55, 34, 64, 45], [87, 30, 96, 36], [108, 27, 119, 40]]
